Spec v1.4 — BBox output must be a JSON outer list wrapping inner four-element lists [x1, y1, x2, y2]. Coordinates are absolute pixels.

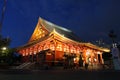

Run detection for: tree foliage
[[0, 35, 10, 47]]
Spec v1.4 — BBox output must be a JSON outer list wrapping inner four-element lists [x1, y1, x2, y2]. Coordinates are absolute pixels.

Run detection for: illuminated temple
[[17, 17, 110, 67]]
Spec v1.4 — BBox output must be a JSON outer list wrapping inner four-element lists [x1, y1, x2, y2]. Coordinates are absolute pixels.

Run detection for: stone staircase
[[12, 62, 35, 69]]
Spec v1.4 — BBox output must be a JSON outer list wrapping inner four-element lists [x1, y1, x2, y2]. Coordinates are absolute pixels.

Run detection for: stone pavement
[[51, 64, 105, 71], [0, 68, 120, 80]]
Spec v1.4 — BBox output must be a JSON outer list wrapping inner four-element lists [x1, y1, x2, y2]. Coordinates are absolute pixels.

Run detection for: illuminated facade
[[17, 17, 110, 67]]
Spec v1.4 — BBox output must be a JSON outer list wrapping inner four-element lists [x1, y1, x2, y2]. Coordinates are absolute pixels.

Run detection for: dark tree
[[0, 35, 10, 47], [108, 30, 117, 43]]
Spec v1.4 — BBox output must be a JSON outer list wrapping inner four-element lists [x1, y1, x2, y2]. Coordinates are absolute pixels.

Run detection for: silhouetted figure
[[79, 54, 83, 67], [85, 63, 89, 70]]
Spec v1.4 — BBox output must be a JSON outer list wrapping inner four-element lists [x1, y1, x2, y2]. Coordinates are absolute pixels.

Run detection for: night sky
[[0, 0, 120, 48]]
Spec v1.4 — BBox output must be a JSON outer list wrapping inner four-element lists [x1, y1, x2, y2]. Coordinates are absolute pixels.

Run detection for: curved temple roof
[[40, 17, 81, 42], [18, 17, 110, 52]]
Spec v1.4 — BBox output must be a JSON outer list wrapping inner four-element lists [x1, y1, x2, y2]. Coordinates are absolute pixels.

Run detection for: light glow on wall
[[86, 50, 90, 56], [50, 44, 55, 50], [97, 51, 101, 54]]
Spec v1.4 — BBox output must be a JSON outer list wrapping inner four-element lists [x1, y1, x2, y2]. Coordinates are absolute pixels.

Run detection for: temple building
[[17, 17, 110, 67]]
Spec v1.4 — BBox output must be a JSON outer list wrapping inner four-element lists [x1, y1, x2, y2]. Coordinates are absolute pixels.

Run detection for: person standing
[[79, 53, 83, 68], [111, 44, 120, 70]]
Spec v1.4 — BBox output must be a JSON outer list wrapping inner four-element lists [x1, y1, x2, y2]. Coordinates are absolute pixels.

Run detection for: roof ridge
[[39, 17, 72, 33]]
